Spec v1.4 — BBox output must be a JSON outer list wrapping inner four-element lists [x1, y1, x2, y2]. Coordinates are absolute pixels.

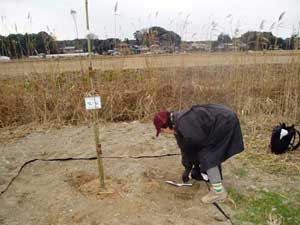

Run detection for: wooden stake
[[85, 0, 105, 192]]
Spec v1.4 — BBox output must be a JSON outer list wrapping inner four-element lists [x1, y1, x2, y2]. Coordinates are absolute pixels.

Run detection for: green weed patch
[[228, 188, 300, 225]]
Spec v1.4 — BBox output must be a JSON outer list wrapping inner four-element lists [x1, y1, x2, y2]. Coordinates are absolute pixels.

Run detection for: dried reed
[[0, 53, 299, 128]]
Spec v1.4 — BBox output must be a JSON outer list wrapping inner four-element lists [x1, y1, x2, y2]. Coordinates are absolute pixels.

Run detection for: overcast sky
[[1, 0, 300, 41]]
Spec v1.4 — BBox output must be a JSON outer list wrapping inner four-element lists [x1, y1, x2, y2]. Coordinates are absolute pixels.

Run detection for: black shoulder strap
[[292, 129, 300, 150]]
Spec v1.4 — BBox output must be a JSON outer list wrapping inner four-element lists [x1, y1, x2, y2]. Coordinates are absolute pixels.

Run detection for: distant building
[[61, 46, 83, 54], [217, 43, 234, 51], [130, 46, 149, 54], [129, 45, 140, 54], [149, 44, 162, 54], [217, 42, 248, 51], [186, 41, 210, 52], [117, 43, 131, 55], [139, 46, 150, 54]]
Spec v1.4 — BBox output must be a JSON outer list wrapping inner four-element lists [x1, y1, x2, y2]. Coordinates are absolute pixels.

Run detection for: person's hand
[[182, 169, 190, 183]]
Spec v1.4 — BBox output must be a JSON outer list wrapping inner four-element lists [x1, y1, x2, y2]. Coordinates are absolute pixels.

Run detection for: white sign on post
[[85, 96, 102, 110]]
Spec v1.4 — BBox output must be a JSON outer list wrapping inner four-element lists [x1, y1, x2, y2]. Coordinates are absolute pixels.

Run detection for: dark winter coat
[[173, 104, 244, 172]]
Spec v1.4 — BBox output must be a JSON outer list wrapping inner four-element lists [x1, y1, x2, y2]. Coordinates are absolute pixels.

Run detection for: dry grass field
[[0, 51, 300, 225], [1, 51, 299, 78], [1, 51, 300, 127]]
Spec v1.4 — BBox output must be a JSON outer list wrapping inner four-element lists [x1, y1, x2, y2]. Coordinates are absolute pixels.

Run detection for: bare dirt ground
[[0, 120, 300, 225]]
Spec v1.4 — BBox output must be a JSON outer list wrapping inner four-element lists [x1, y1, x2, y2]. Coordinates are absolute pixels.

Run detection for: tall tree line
[[1, 28, 299, 58], [0, 32, 58, 58]]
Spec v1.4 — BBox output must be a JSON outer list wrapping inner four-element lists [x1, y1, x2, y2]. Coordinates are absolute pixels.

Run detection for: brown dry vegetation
[[0, 52, 300, 128], [0, 51, 299, 78]]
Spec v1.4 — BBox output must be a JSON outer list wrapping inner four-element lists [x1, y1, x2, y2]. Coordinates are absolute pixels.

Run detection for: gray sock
[[206, 165, 222, 184]]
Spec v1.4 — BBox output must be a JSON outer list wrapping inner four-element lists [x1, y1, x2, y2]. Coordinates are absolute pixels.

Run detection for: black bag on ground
[[270, 123, 300, 154]]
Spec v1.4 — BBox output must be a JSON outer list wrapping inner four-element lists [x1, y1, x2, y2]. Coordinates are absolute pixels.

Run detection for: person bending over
[[153, 104, 244, 204]]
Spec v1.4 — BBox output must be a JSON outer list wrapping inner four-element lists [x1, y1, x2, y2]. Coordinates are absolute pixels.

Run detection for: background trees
[[133, 26, 181, 48], [0, 32, 58, 58], [0, 27, 299, 58]]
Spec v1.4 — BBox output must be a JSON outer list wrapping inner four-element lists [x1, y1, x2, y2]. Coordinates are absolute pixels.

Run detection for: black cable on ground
[[205, 182, 234, 225], [213, 202, 233, 223], [1, 152, 233, 225], [0, 153, 180, 196]]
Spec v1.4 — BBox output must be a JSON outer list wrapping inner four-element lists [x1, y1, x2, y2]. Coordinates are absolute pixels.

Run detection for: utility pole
[[85, 0, 105, 192]]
